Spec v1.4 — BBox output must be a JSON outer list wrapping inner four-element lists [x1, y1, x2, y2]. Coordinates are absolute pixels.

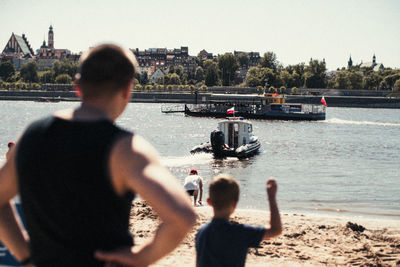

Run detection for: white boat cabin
[[217, 117, 257, 149]]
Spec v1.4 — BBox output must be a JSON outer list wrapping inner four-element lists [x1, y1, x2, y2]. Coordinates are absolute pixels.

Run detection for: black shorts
[[186, 190, 195, 196]]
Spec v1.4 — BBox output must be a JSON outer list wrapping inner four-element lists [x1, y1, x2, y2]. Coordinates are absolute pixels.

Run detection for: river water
[[0, 101, 399, 220]]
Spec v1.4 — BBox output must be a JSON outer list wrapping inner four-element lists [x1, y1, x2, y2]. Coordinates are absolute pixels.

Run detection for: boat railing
[[186, 103, 226, 113], [301, 104, 325, 114], [161, 104, 185, 113], [186, 103, 326, 115]]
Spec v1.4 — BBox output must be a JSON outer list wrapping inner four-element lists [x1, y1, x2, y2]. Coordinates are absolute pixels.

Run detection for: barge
[[184, 94, 326, 121]]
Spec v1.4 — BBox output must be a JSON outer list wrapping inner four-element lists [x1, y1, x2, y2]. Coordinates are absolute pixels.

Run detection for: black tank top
[[16, 116, 135, 267]]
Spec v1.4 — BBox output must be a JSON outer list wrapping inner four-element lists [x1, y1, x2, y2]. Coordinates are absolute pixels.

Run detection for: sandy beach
[[130, 201, 400, 267]]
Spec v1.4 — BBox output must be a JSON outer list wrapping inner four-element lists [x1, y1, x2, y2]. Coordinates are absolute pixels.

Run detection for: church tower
[[347, 55, 353, 69], [372, 54, 376, 65], [48, 25, 54, 50]]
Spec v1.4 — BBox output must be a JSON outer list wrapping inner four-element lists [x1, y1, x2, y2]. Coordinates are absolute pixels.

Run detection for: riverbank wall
[[0, 90, 399, 108]]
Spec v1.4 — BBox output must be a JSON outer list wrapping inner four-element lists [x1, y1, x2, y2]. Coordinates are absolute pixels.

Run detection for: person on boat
[[5, 141, 15, 160], [184, 169, 203, 206], [195, 175, 282, 267], [0, 44, 196, 267]]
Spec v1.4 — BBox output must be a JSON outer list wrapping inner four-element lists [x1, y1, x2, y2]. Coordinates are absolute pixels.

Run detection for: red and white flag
[[227, 107, 235, 115], [321, 96, 327, 107], [272, 89, 278, 97]]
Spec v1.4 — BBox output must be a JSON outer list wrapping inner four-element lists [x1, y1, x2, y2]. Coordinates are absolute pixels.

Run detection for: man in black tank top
[[0, 44, 196, 267]]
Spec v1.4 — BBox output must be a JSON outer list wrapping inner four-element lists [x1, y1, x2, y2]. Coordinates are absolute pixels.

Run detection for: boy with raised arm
[[0, 44, 196, 267], [196, 175, 282, 267]]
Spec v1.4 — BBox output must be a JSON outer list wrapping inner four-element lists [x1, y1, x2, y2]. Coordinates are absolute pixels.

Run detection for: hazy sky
[[1, 0, 399, 70]]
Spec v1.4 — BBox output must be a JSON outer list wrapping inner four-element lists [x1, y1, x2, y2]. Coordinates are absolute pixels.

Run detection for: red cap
[[190, 169, 198, 174], [8, 141, 15, 148]]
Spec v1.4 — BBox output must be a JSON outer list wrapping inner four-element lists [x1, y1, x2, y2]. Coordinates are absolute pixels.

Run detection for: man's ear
[[122, 79, 133, 100], [232, 200, 238, 210], [207, 197, 212, 206], [74, 79, 82, 98]]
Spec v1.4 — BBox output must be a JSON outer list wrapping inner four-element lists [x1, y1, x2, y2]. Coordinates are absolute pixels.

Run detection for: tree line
[[134, 51, 400, 91], [1, 52, 400, 91], [0, 59, 78, 89]]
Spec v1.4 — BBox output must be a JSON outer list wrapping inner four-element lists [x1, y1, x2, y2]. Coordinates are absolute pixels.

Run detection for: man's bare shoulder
[[113, 134, 160, 163], [53, 109, 74, 120]]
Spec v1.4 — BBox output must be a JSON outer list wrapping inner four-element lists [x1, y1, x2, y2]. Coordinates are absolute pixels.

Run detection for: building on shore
[[1, 25, 80, 71], [149, 68, 166, 84], [36, 25, 80, 70], [132, 46, 197, 77], [232, 51, 261, 84], [233, 51, 260, 67], [1, 33, 35, 70], [359, 54, 384, 72], [197, 49, 214, 61]]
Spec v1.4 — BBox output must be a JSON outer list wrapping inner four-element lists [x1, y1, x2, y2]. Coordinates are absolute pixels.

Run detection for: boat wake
[[160, 153, 214, 168], [325, 118, 400, 127]]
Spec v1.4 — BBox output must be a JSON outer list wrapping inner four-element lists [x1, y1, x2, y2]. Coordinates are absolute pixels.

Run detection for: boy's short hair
[[209, 174, 239, 210], [77, 44, 137, 98]]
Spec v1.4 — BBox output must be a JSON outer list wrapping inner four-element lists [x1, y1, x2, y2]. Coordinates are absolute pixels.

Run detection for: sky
[[1, 0, 399, 71]]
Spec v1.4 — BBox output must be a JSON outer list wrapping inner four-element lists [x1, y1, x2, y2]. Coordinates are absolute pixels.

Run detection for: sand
[[129, 201, 400, 267]]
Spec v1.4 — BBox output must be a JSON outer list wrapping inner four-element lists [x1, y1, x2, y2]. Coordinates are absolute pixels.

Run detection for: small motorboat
[[191, 117, 261, 159]]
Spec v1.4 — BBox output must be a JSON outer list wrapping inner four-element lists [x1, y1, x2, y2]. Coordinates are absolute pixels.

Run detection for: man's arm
[[0, 147, 31, 263], [263, 178, 282, 240], [95, 135, 196, 266]]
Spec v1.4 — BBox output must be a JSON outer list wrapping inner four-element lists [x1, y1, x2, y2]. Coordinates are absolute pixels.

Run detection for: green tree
[[139, 71, 148, 85], [20, 61, 39, 83], [164, 73, 181, 85], [304, 59, 327, 88], [291, 63, 305, 78], [204, 61, 219, 86], [168, 66, 175, 74], [203, 59, 215, 70], [236, 53, 249, 68], [245, 67, 262, 87], [195, 66, 204, 83], [279, 70, 292, 88], [135, 84, 143, 91], [347, 71, 363, 89], [175, 65, 184, 78], [285, 64, 305, 87], [55, 74, 73, 84], [218, 53, 239, 86], [0, 61, 15, 82], [52, 59, 78, 78], [245, 67, 278, 88], [332, 70, 349, 89], [291, 71, 302, 88], [362, 72, 380, 90], [259, 52, 279, 70], [39, 70, 54, 83], [393, 79, 400, 91], [381, 73, 400, 90]]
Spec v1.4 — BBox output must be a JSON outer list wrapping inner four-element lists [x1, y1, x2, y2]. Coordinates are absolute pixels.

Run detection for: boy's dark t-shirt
[[195, 218, 266, 267]]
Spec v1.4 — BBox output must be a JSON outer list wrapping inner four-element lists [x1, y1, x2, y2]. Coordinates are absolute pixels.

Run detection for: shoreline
[[131, 201, 400, 266], [1, 90, 400, 108]]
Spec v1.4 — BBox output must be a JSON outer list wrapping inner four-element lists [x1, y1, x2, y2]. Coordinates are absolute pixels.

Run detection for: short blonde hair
[[209, 174, 239, 210]]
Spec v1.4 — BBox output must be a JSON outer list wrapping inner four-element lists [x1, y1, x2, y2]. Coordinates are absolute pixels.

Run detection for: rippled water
[[1, 101, 399, 220]]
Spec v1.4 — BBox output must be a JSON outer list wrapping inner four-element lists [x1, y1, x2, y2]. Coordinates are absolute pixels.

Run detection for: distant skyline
[[1, 0, 399, 71]]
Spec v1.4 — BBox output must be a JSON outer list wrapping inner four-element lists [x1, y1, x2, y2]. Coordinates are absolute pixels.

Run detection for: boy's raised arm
[[263, 178, 282, 240]]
